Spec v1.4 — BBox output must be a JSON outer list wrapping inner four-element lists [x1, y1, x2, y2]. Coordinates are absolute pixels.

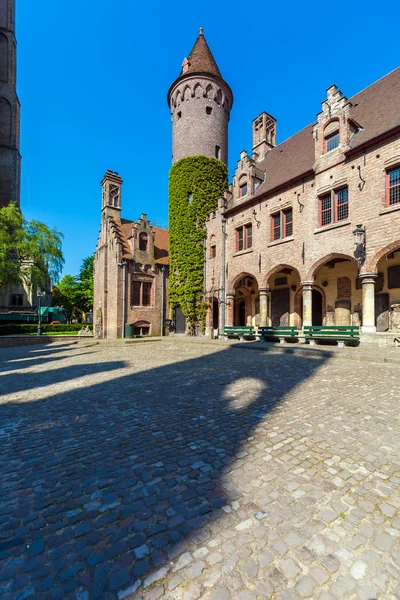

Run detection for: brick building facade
[[93, 170, 168, 338], [95, 30, 400, 339], [205, 67, 400, 336]]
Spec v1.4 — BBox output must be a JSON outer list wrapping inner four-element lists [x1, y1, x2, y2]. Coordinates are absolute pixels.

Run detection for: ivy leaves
[[168, 156, 227, 334]]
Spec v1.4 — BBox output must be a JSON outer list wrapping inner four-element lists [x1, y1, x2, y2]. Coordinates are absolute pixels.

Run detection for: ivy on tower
[[167, 29, 233, 334]]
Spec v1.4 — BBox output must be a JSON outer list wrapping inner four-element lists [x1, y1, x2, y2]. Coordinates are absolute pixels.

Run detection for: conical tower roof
[[180, 28, 222, 79], [168, 28, 232, 108]]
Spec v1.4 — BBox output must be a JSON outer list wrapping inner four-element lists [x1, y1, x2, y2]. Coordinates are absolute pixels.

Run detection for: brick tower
[[0, 0, 20, 207], [167, 28, 233, 165], [167, 30, 232, 334]]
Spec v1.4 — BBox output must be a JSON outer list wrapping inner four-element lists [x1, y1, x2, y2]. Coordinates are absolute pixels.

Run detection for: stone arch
[[323, 118, 340, 137], [182, 84, 192, 101], [294, 285, 326, 328], [0, 97, 12, 145], [214, 89, 222, 105], [193, 82, 203, 98], [367, 240, 400, 273], [227, 272, 259, 295], [307, 253, 358, 281], [205, 83, 213, 99], [0, 33, 8, 83], [174, 90, 182, 106], [263, 264, 301, 288]]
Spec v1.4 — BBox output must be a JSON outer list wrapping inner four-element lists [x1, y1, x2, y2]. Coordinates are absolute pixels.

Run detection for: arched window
[[0, 97, 12, 145], [324, 120, 339, 152], [139, 232, 148, 251]]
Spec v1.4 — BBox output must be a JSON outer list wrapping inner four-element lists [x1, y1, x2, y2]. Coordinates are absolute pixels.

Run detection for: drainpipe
[[221, 216, 227, 330], [160, 265, 165, 336], [120, 260, 127, 338]]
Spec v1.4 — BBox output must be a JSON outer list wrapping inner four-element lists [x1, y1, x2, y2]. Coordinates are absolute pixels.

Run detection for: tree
[[0, 202, 64, 290], [52, 255, 94, 320]]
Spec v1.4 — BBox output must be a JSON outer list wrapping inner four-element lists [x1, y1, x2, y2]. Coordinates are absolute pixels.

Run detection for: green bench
[[257, 326, 299, 344], [223, 326, 255, 340], [303, 325, 360, 347]]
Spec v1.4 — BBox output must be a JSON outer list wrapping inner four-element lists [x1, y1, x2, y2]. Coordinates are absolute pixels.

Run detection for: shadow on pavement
[[0, 343, 331, 599]]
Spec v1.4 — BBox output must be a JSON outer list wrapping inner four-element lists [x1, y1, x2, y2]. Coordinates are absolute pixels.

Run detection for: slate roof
[[249, 67, 400, 202], [180, 29, 222, 79]]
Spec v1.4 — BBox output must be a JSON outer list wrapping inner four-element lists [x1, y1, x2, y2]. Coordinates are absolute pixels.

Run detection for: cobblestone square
[[0, 340, 399, 599]]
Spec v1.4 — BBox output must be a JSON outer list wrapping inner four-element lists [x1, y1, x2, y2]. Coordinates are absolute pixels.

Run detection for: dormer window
[[323, 120, 340, 152], [139, 232, 148, 252]]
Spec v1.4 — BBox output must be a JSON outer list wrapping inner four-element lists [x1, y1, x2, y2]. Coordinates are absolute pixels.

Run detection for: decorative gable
[[313, 85, 361, 171]]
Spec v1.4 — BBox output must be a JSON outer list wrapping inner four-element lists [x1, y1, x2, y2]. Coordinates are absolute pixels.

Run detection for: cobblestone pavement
[[0, 340, 399, 600]]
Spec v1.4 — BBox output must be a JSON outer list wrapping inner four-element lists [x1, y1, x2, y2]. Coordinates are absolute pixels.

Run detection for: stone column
[[301, 281, 314, 327], [226, 294, 235, 326], [259, 288, 268, 326], [360, 273, 377, 333]]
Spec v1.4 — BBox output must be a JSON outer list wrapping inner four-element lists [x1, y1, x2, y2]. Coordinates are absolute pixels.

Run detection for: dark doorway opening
[[175, 305, 186, 334], [312, 289, 323, 326], [238, 301, 246, 326], [271, 288, 290, 326], [375, 293, 389, 331], [212, 299, 219, 330]]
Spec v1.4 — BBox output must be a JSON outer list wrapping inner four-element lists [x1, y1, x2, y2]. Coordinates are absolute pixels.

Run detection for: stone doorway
[[312, 289, 323, 325], [271, 288, 290, 326], [375, 293, 389, 332]]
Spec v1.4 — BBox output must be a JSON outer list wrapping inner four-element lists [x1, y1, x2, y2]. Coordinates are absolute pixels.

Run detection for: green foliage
[[52, 255, 94, 320], [0, 202, 64, 289], [0, 323, 92, 336], [168, 156, 227, 334]]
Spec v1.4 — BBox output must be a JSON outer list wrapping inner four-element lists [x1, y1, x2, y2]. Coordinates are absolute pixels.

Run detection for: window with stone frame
[[209, 244, 216, 259], [387, 166, 400, 206], [271, 208, 293, 241], [239, 178, 248, 198], [323, 120, 340, 153], [319, 187, 348, 227], [235, 223, 252, 252], [131, 281, 152, 307]]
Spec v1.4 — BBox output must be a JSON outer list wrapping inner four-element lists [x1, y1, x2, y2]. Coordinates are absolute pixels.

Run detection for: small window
[[239, 182, 247, 198], [132, 281, 141, 306], [325, 131, 339, 152], [139, 232, 148, 252], [215, 145, 220, 159], [319, 187, 349, 227], [206, 106, 212, 115], [133, 322, 150, 336], [142, 282, 152, 306], [188, 192, 193, 204], [210, 244, 216, 259], [177, 111, 182, 120], [131, 281, 152, 307], [236, 223, 252, 252], [271, 208, 293, 241], [10, 294, 23, 306], [387, 167, 400, 206]]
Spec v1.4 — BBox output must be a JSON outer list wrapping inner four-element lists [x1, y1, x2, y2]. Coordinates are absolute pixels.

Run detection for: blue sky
[[17, 0, 399, 278]]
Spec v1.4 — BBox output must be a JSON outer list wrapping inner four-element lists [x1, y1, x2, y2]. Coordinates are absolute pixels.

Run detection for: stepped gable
[[119, 219, 169, 265], [248, 67, 400, 202]]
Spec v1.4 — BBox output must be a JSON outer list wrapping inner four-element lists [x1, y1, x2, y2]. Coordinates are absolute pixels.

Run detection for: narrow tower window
[[139, 232, 148, 251], [206, 106, 212, 115], [177, 111, 182, 120], [215, 145, 220, 160]]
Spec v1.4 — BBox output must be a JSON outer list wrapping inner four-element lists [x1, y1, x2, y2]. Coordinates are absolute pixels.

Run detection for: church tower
[[0, 0, 20, 207], [167, 28, 233, 165], [167, 30, 232, 334]]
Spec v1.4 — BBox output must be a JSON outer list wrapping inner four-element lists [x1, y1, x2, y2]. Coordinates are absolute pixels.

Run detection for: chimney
[[252, 112, 276, 162]]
